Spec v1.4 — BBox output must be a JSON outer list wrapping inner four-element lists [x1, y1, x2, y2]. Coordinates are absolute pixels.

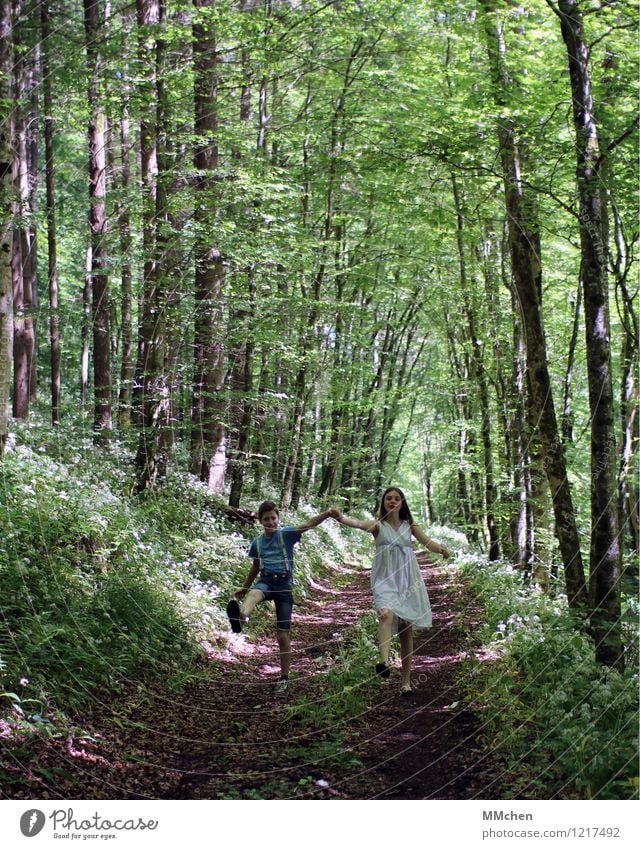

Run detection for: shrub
[[460, 556, 638, 800]]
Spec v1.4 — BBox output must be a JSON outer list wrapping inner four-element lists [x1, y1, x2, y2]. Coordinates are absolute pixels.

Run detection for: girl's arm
[[410, 523, 450, 558], [296, 509, 332, 533], [330, 509, 378, 535]]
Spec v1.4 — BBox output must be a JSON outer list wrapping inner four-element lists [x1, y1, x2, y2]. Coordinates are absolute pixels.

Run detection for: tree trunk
[[281, 356, 307, 509], [41, 0, 61, 425], [561, 280, 582, 445], [228, 279, 255, 508], [155, 4, 191, 480], [317, 234, 348, 499], [191, 0, 226, 491], [613, 203, 639, 554], [554, 0, 622, 667], [481, 1, 587, 607], [0, 0, 13, 456], [80, 242, 91, 405], [117, 7, 134, 429], [84, 0, 111, 444], [135, 0, 159, 407], [134, 0, 168, 492], [11, 0, 36, 420], [451, 173, 500, 559]]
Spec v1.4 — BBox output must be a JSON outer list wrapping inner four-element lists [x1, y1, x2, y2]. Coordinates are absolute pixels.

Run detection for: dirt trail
[[1, 556, 500, 800]]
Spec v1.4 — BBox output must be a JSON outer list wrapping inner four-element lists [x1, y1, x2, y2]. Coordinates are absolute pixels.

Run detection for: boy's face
[[259, 510, 280, 536]]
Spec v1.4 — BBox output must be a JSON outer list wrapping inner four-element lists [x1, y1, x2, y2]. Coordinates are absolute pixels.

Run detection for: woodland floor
[[0, 556, 508, 800]]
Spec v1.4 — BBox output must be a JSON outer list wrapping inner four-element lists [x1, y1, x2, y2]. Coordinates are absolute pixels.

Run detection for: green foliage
[[459, 556, 639, 800], [0, 415, 237, 714], [0, 413, 364, 730]]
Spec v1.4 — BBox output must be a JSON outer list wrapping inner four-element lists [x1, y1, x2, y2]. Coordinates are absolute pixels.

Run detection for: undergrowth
[[0, 413, 356, 734], [459, 555, 639, 800]]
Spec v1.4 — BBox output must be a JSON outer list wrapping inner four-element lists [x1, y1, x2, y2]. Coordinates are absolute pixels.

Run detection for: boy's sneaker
[[226, 598, 243, 633], [275, 678, 289, 697]]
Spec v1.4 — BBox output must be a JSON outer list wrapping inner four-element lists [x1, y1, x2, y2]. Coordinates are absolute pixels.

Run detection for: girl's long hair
[[378, 486, 414, 523]]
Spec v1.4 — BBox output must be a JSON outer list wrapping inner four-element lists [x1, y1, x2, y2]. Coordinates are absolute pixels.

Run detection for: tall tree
[[550, 0, 624, 667], [41, 0, 61, 425], [117, 4, 135, 429], [133, 0, 164, 490], [191, 0, 226, 492], [451, 173, 500, 559], [0, 0, 12, 455], [479, 0, 587, 607], [613, 200, 639, 553], [84, 0, 111, 443], [11, 0, 37, 419]]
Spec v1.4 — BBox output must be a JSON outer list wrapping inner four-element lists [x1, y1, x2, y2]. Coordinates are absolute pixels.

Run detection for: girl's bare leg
[[377, 608, 394, 665], [398, 620, 413, 690]]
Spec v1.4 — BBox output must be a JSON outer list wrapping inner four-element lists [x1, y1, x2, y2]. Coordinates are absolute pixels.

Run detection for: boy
[[226, 501, 331, 696]]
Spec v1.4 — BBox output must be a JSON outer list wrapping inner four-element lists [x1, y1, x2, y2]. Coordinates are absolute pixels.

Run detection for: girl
[[332, 487, 450, 696]]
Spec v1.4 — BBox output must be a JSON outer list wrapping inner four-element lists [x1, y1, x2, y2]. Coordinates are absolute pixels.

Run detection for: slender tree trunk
[[479, 228, 512, 558], [613, 204, 639, 554], [452, 174, 500, 559], [134, 0, 159, 422], [446, 310, 479, 540], [228, 13, 256, 508], [11, 0, 36, 420], [251, 349, 269, 495], [318, 237, 348, 499], [191, 0, 226, 491], [41, 0, 61, 425], [506, 274, 532, 571], [84, 0, 111, 444], [117, 115, 133, 427], [481, 1, 587, 607], [134, 0, 167, 491], [281, 353, 307, 509], [117, 8, 134, 429], [561, 280, 582, 445], [228, 273, 255, 508], [156, 5, 191, 478], [0, 0, 13, 455], [80, 242, 91, 405], [553, 0, 622, 666], [25, 22, 38, 404]]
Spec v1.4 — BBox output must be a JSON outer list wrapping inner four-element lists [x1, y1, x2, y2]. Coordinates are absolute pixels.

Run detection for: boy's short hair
[[258, 500, 279, 520]]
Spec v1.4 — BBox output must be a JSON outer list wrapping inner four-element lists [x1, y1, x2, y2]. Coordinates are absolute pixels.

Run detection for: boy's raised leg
[[241, 589, 264, 619], [227, 589, 263, 633]]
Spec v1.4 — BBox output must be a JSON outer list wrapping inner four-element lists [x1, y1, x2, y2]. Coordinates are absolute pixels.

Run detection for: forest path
[[2, 556, 502, 800]]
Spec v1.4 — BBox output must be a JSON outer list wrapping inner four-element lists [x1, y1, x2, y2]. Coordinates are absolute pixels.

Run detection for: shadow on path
[[0, 555, 502, 800]]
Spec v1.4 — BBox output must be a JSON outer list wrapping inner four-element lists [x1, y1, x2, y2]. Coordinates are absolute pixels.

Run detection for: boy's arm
[[410, 523, 450, 558], [235, 558, 260, 598], [295, 509, 332, 533], [332, 509, 378, 534]]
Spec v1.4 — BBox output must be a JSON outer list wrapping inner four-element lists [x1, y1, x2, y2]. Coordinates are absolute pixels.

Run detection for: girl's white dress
[[371, 520, 432, 628]]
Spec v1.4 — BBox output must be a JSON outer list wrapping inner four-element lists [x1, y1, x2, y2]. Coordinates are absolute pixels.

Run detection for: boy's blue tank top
[[248, 526, 301, 576]]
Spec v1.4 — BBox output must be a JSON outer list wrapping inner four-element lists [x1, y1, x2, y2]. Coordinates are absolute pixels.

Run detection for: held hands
[[328, 507, 343, 522], [234, 588, 248, 600]]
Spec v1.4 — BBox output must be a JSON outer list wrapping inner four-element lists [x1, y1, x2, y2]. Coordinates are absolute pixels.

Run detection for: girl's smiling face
[[259, 510, 280, 536]]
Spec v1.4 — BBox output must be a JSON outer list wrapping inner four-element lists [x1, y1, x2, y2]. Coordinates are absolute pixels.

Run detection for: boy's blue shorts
[[252, 574, 294, 631]]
